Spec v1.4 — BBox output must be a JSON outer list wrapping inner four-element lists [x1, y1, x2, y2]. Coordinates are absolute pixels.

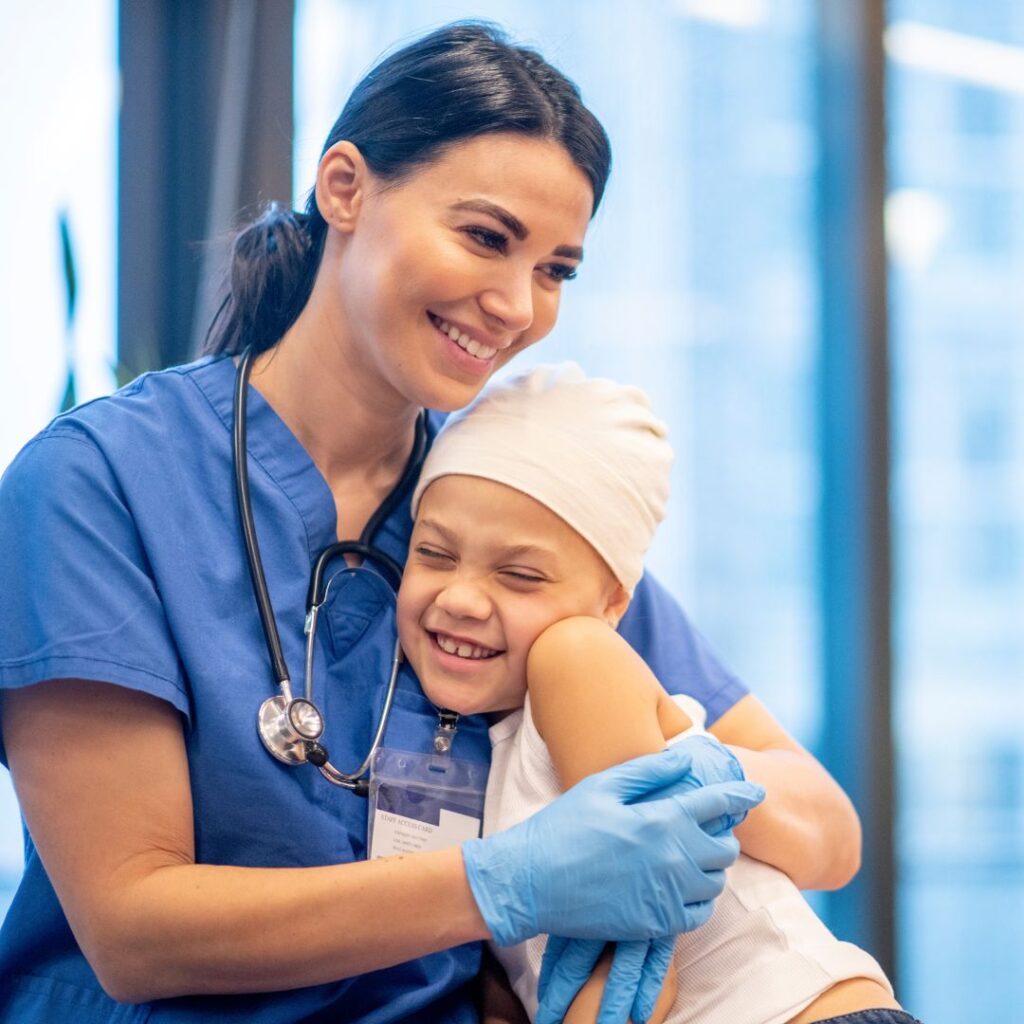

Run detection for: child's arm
[[526, 616, 693, 1024], [527, 617, 694, 791], [531, 612, 859, 892]]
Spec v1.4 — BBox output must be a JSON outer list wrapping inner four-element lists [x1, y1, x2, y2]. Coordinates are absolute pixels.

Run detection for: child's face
[[397, 475, 628, 717]]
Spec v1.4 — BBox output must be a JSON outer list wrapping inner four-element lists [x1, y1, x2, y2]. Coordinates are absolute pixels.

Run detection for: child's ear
[[602, 583, 631, 630]]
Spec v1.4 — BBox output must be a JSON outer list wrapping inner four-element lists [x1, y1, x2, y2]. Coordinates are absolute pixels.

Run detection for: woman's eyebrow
[[451, 198, 527, 239], [450, 199, 584, 261]]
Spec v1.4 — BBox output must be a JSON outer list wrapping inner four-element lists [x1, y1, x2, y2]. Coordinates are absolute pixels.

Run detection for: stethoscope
[[233, 347, 429, 795]]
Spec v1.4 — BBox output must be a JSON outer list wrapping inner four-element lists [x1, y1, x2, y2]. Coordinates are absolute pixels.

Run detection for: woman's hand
[[532, 739, 748, 1024], [537, 935, 677, 1024], [462, 746, 764, 946]]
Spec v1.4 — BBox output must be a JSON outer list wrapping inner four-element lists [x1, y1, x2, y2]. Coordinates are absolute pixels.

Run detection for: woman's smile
[[427, 312, 503, 374]]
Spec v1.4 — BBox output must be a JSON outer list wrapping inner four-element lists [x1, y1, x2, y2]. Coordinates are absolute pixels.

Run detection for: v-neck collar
[[188, 355, 438, 570], [190, 355, 338, 558]]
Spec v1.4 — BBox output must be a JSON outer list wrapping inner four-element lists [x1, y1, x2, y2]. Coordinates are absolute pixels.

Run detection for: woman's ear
[[602, 583, 631, 630], [315, 140, 370, 233]]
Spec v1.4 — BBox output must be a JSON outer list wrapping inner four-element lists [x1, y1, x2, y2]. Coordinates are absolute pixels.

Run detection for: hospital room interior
[[1, 1, 1021, 1021]]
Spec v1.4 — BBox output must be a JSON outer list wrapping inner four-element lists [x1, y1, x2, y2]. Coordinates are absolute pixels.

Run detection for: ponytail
[[203, 202, 327, 356]]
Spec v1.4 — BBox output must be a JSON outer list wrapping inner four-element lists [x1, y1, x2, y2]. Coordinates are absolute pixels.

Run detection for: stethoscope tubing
[[234, 348, 292, 691], [233, 347, 428, 791]]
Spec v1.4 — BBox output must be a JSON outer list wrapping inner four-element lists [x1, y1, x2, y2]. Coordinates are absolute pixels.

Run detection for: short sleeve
[[0, 430, 189, 762], [617, 571, 748, 725]]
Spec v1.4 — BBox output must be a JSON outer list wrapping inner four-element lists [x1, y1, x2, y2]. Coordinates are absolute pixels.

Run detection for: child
[[395, 363, 917, 1024]]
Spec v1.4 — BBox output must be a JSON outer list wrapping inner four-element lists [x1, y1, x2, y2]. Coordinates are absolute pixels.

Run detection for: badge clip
[[431, 709, 460, 770]]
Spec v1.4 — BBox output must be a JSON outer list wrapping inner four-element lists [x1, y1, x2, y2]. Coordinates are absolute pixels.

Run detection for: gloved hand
[[534, 735, 758, 1023], [668, 733, 752, 835], [674, 732, 745, 786], [461, 744, 765, 947], [532, 741, 757, 1019], [536, 935, 675, 1024]]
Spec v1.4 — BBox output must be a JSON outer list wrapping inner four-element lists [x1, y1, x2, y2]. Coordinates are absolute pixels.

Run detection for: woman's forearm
[[95, 849, 489, 1002], [726, 744, 861, 890], [3, 679, 489, 1003], [716, 733, 862, 890]]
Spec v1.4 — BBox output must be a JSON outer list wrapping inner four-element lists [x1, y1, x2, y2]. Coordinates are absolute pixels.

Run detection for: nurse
[[0, 22, 857, 1024]]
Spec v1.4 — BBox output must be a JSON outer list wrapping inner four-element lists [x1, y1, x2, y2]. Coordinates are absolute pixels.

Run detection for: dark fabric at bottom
[[815, 1010, 923, 1024]]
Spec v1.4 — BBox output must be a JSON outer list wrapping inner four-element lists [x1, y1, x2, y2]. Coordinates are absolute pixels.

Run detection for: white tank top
[[484, 694, 892, 1024]]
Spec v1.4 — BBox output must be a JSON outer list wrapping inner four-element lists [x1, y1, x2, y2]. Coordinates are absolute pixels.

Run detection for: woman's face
[[396, 475, 626, 717], [321, 133, 594, 412]]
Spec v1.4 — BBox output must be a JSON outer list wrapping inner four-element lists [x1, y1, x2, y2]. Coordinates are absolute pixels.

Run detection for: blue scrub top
[[0, 356, 748, 1023]]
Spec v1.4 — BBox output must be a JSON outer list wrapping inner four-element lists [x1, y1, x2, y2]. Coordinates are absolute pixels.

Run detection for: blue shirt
[[0, 356, 747, 1022]]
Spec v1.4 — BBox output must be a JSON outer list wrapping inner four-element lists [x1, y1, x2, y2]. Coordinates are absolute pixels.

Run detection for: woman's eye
[[542, 263, 578, 283], [464, 226, 508, 253]]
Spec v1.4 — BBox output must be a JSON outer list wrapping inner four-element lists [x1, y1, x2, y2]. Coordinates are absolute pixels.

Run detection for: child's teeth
[[436, 634, 495, 659]]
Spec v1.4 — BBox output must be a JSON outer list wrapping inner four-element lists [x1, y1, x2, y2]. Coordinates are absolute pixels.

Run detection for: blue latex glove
[[671, 733, 749, 832], [536, 936, 675, 1024], [462, 744, 765, 947], [536, 735, 757, 1023]]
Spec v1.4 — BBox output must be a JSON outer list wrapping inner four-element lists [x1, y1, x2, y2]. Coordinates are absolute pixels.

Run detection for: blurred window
[[887, 2, 1024, 1020], [0, 3, 118, 915]]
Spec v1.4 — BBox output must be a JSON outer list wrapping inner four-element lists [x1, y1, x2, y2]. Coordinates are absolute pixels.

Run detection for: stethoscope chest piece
[[258, 694, 325, 765]]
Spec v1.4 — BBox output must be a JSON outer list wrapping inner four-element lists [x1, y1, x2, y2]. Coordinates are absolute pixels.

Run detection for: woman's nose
[[478, 270, 535, 334], [434, 578, 492, 620]]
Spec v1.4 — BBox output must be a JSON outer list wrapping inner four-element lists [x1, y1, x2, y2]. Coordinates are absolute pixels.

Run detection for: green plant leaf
[[59, 371, 77, 413], [58, 211, 77, 328]]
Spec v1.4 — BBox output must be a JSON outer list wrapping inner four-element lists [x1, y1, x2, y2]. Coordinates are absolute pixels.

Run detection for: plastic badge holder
[[367, 747, 487, 860]]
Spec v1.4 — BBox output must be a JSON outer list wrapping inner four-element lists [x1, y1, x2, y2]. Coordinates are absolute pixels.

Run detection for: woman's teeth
[[435, 633, 498, 660], [431, 315, 497, 361]]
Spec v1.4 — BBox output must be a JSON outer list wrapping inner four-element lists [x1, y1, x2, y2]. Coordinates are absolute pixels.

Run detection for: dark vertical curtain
[[815, 0, 895, 980], [119, 0, 294, 375]]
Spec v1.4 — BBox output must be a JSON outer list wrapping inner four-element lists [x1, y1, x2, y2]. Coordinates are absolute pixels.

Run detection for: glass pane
[[887, 4, 1024, 1020], [0, 3, 118, 915], [295, 0, 820, 749]]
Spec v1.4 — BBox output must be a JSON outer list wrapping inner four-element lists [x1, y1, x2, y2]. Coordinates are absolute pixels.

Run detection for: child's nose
[[434, 579, 492, 620]]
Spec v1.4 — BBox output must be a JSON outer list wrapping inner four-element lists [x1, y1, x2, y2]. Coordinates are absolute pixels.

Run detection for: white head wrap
[[411, 362, 673, 595]]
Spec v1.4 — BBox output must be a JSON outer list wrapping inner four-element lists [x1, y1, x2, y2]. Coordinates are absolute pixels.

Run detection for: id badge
[[367, 747, 487, 859]]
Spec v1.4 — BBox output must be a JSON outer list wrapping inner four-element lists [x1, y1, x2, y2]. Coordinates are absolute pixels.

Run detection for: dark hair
[[204, 21, 612, 356]]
